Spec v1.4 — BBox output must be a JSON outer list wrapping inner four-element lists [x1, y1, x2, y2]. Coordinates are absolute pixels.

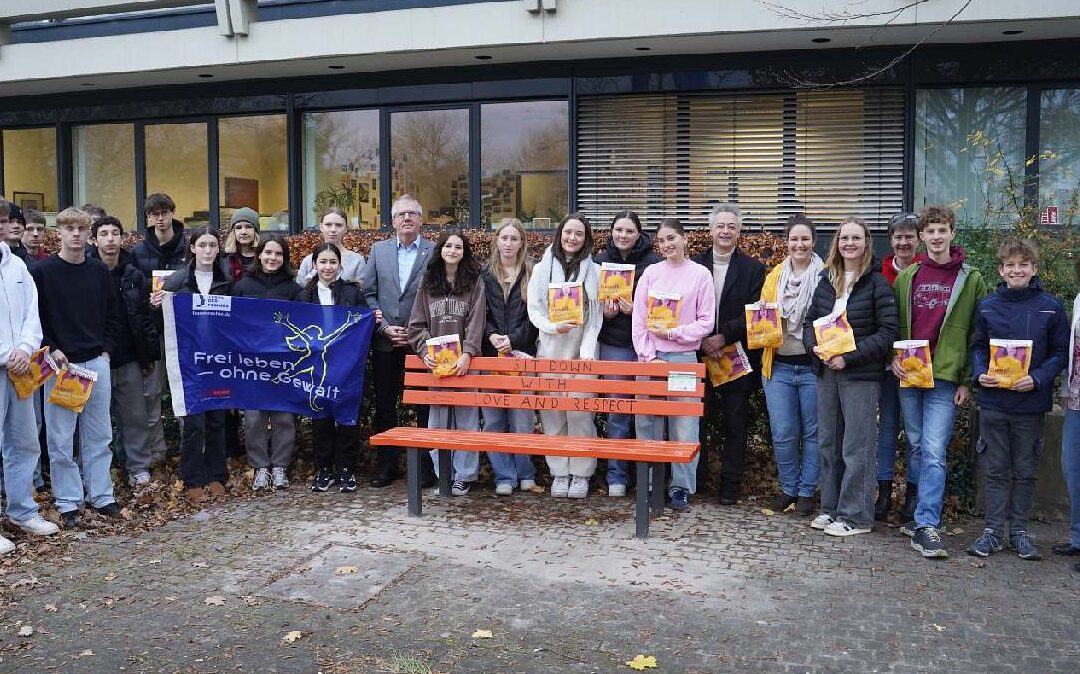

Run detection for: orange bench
[[368, 355, 705, 538]]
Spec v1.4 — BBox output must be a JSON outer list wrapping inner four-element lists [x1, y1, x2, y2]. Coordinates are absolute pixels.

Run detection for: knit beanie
[[229, 207, 260, 233]]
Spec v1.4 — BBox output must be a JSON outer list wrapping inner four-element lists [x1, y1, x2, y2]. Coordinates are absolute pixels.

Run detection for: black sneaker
[[93, 502, 122, 517], [310, 468, 336, 492], [795, 496, 815, 516], [60, 510, 80, 530], [770, 492, 797, 512], [899, 520, 917, 538], [912, 526, 948, 558], [338, 468, 358, 493]]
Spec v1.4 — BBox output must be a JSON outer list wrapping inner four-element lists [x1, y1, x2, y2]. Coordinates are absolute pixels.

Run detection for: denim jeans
[[635, 351, 700, 493], [0, 376, 46, 522], [762, 362, 819, 498], [1062, 408, 1080, 548], [876, 372, 914, 482], [482, 406, 536, 488], [817, 369, 879, 529], [599, 343, 636, 486], [44, 355, 115, 513], [899, 380, 958, 529], [429, 404, 480, 482], [978, 408, 1044, 537]]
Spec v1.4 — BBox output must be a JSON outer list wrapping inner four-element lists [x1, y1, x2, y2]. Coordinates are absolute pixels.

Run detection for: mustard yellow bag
[[703, 343, 752, 387], [8, 347, 58, 400], [813, 311, 857, 361], [894, 340, 934, 389], [47, 363, 97, 413], [745, 302, 783, 349], [988, 339, 1033, 389], [426, 334, 462, 378]]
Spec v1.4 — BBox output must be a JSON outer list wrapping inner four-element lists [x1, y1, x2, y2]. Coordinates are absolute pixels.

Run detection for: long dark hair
[[186, 226, 223, 275], [251, 235, 294, 277], [553, 213, 594, 281], [302, 242, 342, 302], [422, 229, 480, 297]]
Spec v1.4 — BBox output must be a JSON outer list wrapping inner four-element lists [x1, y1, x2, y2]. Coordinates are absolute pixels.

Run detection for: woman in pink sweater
[[631, 218, 715, 511]]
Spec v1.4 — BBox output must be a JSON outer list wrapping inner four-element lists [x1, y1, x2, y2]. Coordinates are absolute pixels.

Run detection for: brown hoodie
[[408, 278, 487, 357]]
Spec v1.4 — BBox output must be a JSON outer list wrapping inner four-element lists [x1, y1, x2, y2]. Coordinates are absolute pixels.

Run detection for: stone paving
[[1, 483, 1078, 673]]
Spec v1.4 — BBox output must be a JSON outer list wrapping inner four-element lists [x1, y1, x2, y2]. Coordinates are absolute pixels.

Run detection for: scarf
[[777, 253, 824, 340]]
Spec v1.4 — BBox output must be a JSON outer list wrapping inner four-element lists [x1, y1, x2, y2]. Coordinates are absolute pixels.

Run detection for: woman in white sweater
[[527, 214, 602, 499]]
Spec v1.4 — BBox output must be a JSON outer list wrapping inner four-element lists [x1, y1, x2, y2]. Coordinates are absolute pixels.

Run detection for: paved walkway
[[1, 484, 1078, 673]]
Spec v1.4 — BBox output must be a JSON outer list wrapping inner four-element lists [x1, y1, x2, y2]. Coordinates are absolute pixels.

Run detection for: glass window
[[219, 115, 288, 232], [2, 128, 58, 219], [145, 122, 209, 229], [914, 87, 1027, 226], [1039, 89, 1080, 224], [302, 110, 380, 230], [481, 101, 568, 228], [73, 123, 136, 228], [391, 109, 469, 227]]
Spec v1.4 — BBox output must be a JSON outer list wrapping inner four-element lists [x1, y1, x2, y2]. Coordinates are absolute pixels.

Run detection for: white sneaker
[[567, 476, 589, 499], [0, 534, 14, 555], [824, 520, 872, 537], [810, 513, 834, 530], [494, 483, 513, 496], [519, 479, 537, 491], [550, 475, 570, 498], [128, 471, 151, 488], [252, 467, 271, 491], [271, 467, 290, 490], [13, 515, 59, 536], [607, 483, 627, 498]]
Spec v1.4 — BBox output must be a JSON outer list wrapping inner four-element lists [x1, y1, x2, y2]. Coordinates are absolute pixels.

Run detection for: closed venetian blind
[[576, 88, 905, 231]]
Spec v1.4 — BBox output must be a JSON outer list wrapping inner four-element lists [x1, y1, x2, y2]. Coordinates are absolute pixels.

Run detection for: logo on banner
[[272, 311, 365, 411], [192, 294, 232, 315]]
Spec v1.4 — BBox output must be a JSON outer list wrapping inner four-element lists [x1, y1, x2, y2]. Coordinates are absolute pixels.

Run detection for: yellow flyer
[[8, 347, 58, 400], [704, 343, 752, 387], [151, 269, 173, 293], [598, 263, 636, 302], [745, 302, 783, 349], [426, 334, 462, 378], [813, 311, 856, 360], [987, 338, 1033, 389], [47, 363, 97, 413], [548, 282, 584, 324], [894, 340, 934, 389], [646, 291, 682, 330]]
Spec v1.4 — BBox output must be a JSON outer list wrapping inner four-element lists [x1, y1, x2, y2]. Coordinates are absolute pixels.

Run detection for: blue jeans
[[599, 343, 636, 486], [876, 372, 913, 482], [762, 362, 819, 498], [429, 403, 480, 482], [1063, 408, 1080, 548], [482, 406, 536, 487], [0, 376, 46, 522], [635, 351, 700, 494], [44, 356, 115, 513], [899, 380, 958, 529]]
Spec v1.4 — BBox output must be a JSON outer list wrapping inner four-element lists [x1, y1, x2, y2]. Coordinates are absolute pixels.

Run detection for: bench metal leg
[[406, 447, 422, 517], [438, 448, 452, 496], [635, 461, 650, 539], [650, 462, 666, 516]]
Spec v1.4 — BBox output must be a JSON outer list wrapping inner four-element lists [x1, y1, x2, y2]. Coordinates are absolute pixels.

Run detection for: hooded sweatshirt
[[408, 275, 487, 357], [594, 232, 661, 348], [0, 242, 42, 366], [527, 247, 602, 360], [910, 246, 964, 351]]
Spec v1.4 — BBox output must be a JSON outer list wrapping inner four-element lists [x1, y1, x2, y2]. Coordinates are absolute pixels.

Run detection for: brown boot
[[185, 487, 206, 505], [207, 481, 227, 497]]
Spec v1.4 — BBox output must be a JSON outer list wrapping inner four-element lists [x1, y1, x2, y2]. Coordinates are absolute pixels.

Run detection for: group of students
[[1, 192, 1079, 571]]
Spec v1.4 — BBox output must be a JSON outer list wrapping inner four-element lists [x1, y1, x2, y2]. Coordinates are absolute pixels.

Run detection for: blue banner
[[163, 294, 374, 424]]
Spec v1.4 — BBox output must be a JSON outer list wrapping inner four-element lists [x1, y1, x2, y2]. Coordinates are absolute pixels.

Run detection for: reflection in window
[[73, 123, 136, 228], [145, 122, 209, 228], [1039, 89, 1080, 223], [914, 88, 1026, 225], [219, 115, 288, 232], [303, 110, 380, 230], [481, 101, 568, 228], [391, 109, 469, 227], [2, 128, 58, 218]]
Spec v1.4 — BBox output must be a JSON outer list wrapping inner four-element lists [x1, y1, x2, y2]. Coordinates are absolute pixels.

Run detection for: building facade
[[0, 0, 1078, 234]]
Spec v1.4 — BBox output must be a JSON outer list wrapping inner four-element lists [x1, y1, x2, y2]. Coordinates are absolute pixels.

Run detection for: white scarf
[[777, 253, 824, 340]]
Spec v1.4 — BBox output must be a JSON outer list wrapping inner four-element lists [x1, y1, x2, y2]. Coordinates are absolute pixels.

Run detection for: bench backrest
[[403, 355, 705, 417]]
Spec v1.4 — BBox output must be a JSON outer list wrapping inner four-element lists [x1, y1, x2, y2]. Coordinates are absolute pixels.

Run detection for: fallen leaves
[[471, 629, 493, 639], [281, 630, 303, 645], [334, 565, 359, 575], [626, 654, 658, 670], [760, 508, 775, 517], [931, 624, 947, 632], [103, 573, 117, 581], [204, 595, 226, 606], [18, 625, 34, 637]]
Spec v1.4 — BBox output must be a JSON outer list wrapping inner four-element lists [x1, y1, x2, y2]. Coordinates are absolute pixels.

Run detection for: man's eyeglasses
[[393, 210, 421, 219]]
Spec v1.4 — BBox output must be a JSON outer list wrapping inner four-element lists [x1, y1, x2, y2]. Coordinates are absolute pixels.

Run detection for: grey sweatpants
[[817, 369, 880, 529], [243, 410, 296, 469], [978, 408, 1045, 537], [112, 361, 151, 474]]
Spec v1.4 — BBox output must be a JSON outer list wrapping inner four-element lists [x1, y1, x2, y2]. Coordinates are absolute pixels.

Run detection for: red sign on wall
[[1040, 206, 1059, 225]]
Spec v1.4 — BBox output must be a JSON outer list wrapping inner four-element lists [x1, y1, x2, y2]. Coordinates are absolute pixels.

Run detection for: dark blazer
[[362, 235, 436, 352], [691, 246, 767, 391], [481, 265, 538, 357], [802, 264, 898, 382]]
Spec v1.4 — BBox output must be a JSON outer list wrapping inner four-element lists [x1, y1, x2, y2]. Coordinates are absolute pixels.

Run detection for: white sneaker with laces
[[128, 471, 151, 488], [824, 520, 872, 537], [0, 534, 15, 555], [607, 483, 627, 498], [550, 475, 570, 498], [252, 467, 271, 491], [810, 513, 834, 530], [271, 467, 289, 490], [13, 515, 59, 536], [519, 479, 537, 491], [495, 483, 513, 496], [567, 476, 589, 499]]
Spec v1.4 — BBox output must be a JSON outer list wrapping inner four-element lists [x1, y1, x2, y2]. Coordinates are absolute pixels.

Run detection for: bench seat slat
[[403, 390, 703, 417], [404, 355, 705, 377], [370, 428, 699, 463], [403, 372, 704, 397]]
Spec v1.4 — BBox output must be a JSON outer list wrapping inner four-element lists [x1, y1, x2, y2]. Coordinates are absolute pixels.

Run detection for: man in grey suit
[[363, 194, 437, 487]]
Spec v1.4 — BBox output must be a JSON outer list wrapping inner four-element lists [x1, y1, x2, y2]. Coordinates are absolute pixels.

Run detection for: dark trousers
[[371, 347, 431, 477], [699, 383, 752, 489], [979, 408, 1045, 537], [180, 410, 227, 488], [313, 418, 359, 472]]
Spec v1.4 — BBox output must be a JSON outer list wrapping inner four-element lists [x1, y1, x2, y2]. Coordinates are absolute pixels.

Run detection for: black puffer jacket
[[300, 278, 365, 307], [802, 263, 897, 382], [131, 220, 189, 277], [86, 248, 160, 369], [481, 265, 538, 357], [233, 269, 304, 302], [162, 262, 233, 297], [594, 232, 661, 348]]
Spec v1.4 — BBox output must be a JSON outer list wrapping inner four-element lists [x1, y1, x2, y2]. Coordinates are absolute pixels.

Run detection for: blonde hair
[[487, 218, 531, 301], [223, 226, 260, 255], [56, 207, 91, 228], [824, 216, 873, 296]]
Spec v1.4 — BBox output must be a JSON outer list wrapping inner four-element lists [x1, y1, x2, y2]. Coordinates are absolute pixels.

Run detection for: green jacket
[[894, 261, 987, 385]]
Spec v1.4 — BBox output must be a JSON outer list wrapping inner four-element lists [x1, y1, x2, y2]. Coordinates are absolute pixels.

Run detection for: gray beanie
[[229, 207, 260, 232]]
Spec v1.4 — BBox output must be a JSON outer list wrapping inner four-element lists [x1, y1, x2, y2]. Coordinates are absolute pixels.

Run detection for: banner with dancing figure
[[163, 293, 374, 424]]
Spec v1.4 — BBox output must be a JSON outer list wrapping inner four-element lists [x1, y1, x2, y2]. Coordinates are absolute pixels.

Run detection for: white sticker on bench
[[667, 371, 696, 392]]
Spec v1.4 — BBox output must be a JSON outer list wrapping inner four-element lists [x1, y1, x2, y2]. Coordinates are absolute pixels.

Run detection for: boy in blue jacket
[[967, 238, 1069, 560]]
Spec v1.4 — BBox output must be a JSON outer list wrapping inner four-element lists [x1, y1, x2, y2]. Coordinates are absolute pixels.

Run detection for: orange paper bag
[[8, 347, 58, 400], [426, 334, 462, 378], [813, 311, 857, 361], [47, 363, 98, 413], [703, 343, 752, 387], [894, 340, 934, 389], [745, 302, 783, 349], [987, 339, 1033, 389]]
